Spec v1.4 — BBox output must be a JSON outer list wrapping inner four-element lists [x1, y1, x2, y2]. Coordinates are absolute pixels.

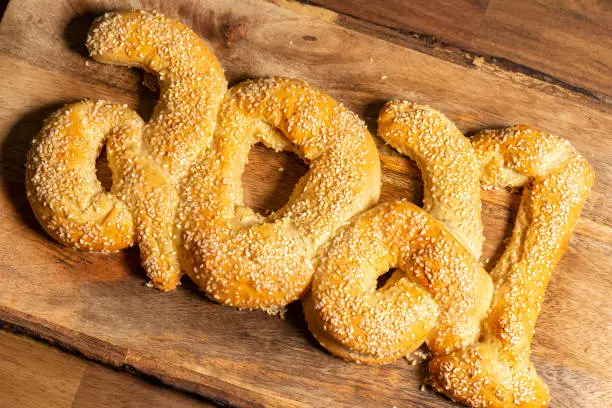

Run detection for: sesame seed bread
[[26, 101, 140, 251], [304, 109, 593, 407], [179, 78, 381, 309], [304, 103, 492, 364], [378, 101, 485, 259], [24, 10, 595, 407], [303, 200, 493, 364], [26, 11, 380, 308], [26, 10, 227, 290], [429, 126, 594, 408]]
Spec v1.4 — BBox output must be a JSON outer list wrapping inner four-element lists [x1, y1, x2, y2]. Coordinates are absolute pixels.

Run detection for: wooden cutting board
[[0, 0, 610, 407]]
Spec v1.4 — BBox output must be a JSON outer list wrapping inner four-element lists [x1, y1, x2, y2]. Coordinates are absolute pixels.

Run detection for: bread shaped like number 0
[[180, 78, 381, 309]]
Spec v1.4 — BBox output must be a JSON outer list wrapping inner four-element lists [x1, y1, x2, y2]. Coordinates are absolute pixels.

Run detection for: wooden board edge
[[0, 306, 284, 408], [125, 353, 273, 408], [0, 306, 128, 366], [267, 0, 612, 109]]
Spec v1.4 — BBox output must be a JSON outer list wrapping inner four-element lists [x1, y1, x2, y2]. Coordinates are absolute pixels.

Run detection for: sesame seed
[[179, 77, 381, 309], [429, 125, 594, 407], [27, 10, 227, 291]]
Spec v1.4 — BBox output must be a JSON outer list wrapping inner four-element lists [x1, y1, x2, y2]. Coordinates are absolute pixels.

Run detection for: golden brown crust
[[430, 126, 594, 408], [26, 101, 140, 251], [26, 12, 595, 406], [303, 201, 493, 364], [87, 11, 227, 291], [378, 101, 484, 259], [179, 78, 381, 309], [87, 11, 226, 175], [304, 101, 492, 364], [27, 12, 379, 305], [27, 11, 227, 290]]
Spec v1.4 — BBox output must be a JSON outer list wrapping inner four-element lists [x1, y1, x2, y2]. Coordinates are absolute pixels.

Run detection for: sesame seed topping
[[430, 125, 594, 407], [378, 100, 484, 259], [28, 10, 227, 291], [304, 101, 494, 364], [25, 11, 595, 407], [178, 77, 381, 309]]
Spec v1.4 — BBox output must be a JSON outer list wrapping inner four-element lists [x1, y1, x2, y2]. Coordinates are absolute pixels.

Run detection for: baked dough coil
[[26, 101, 140, 251], [179, 78, 381, 309], [303, 102, 493, 363], [429, 126, 594, 408], [378, 101, 484, 259], [26, 11, 227, 290]]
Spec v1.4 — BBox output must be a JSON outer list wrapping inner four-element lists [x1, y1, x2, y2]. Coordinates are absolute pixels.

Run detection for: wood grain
[[0, 330, 217, 407], [0, 330, 87, 408], [301, 0, 612, 100], [73, 364, 217, 407], [474, 0, 612, 98], [0, 0, 611, 407], [307, 0, 490, 48]]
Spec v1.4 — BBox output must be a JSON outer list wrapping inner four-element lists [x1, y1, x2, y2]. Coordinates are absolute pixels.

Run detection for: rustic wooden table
[[0, 1, 610, 407]]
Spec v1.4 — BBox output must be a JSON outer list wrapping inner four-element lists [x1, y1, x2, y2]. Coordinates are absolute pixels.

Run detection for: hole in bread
[[376, 268, 400, 290], [95, 146, 113, 192], [137, 72, 158, 122], [481, 189, 521, 270], [242, 143, 309, 215], [379, 156, 424, 208]]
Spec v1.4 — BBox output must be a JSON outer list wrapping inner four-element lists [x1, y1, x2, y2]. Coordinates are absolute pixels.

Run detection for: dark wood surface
[[0, 329, 217, 407], [308, 0, 490, 49], [303, 0, 491, 49], [306, 0, 612, 100], [0, 0, 610, 407]]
